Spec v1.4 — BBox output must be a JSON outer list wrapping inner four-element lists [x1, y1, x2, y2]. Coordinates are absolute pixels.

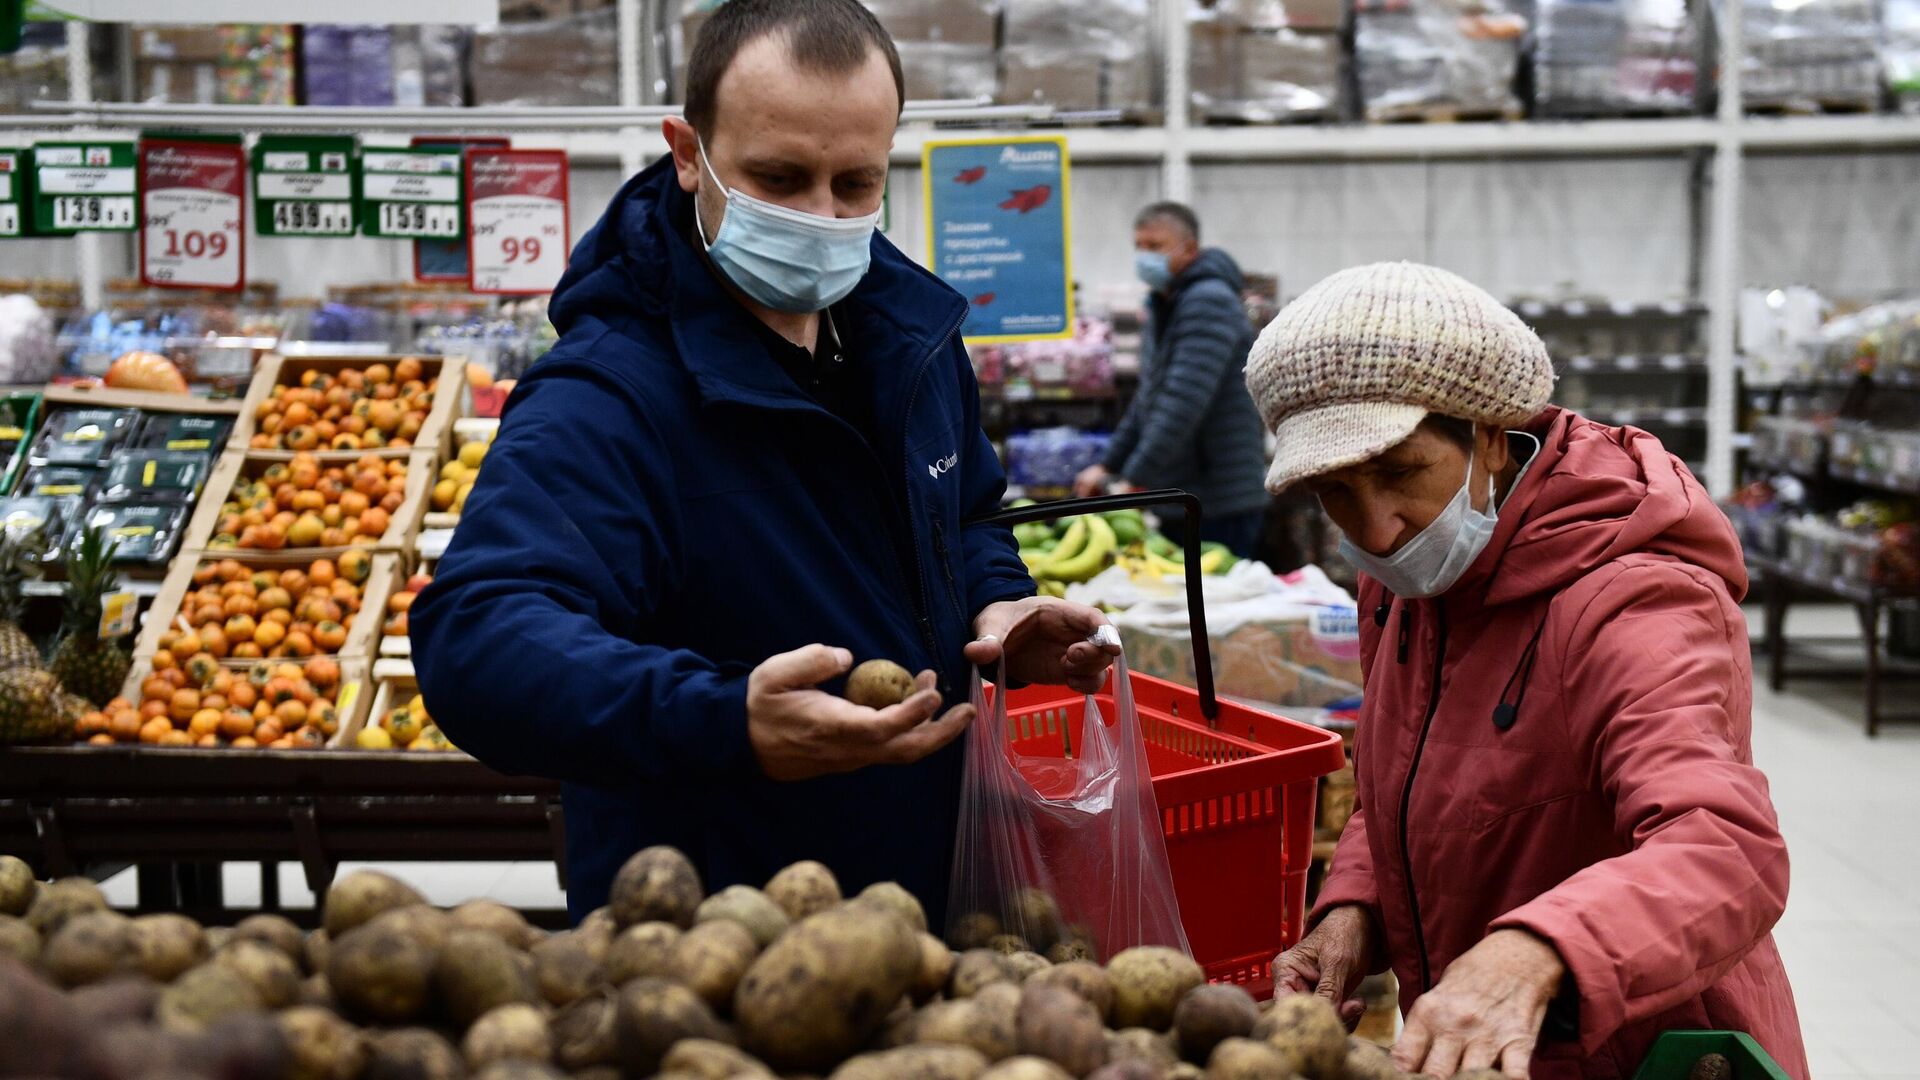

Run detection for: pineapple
[[0, 539, 41, 673], [0, 667, 64, 743], [47, 526, 131, 709]]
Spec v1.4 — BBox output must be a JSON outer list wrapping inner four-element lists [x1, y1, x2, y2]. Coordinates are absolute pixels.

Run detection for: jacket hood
[[1175, 247, 1246, 294], [1456, 407, 1748, 608]]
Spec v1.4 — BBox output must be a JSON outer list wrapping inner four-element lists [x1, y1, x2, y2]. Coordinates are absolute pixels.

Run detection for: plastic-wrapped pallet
[[870, 0, 1002, 101], [1356, 0, 1527, 119], [1887, 0, 1920, 112], [471, 8, 619, 106], [1000, 0, 1157, 114], [1191, 2, 1346, 120], [0, 23, 71, 115], [1720, 0, 1882, 112], [1532, 0, 1694, 115]]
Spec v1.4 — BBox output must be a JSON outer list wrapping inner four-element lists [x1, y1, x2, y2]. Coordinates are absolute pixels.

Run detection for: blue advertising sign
[[922, 135, 1074, 344]]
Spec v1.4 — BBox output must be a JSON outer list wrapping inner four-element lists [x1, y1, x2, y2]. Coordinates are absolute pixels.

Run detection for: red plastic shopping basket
[[976, 490, 1349, 998]]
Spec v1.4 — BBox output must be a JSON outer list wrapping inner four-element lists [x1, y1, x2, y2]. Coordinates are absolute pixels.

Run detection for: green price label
[[254, 134, 359, 238], [32, 140, 138, 235], [0, 151, 21, 238], [361, 147, 463, 240]]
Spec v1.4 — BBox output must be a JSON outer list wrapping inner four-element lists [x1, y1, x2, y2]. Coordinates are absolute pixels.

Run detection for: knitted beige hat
[[1245, 261, 1554, 493]]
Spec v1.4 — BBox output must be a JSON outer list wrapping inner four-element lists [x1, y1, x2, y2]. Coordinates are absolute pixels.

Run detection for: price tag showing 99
[[465, 149, 570, 296]]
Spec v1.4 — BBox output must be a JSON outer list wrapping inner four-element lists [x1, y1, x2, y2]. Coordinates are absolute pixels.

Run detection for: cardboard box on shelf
[[470, 8, 618, 106], [897, 41, 1000, 101], [1000, 50, 1104, 108], [869, 0, 1000, 47], [134, 26, 225, 63]]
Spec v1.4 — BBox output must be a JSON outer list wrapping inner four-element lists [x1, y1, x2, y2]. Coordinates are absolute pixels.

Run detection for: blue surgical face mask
[[1336, 430, 1541, 599], [1135, 250, 1172, 291], [696, 140, 879, 313]]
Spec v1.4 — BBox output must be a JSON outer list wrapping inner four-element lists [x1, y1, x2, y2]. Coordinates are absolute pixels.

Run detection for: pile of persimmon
[[382, 571, 431, 640], [248, 359, 437, 452], [161, 553, 374, 662], [211, 453, 408, 550], [72, 657, 345, 750]]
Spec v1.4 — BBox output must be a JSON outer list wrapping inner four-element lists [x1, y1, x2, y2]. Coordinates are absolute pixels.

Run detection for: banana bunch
[[1021, 515, 1119, 585], [1113, 541, 1235, 584], [1012, 506, 1241, 591]]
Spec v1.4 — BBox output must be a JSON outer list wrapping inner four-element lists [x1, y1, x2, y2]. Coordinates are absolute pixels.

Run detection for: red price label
[[465, 148, 569, 296], [140, 139, 245, 291]]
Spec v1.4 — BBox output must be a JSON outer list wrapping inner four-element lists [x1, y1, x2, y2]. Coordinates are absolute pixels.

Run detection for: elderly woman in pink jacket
[[1249, 264, 1806, 1079]]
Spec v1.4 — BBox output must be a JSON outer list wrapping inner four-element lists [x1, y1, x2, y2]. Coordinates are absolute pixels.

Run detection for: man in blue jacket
[[411, 0, 1117, 924], [1075, 203, 1271, 555]]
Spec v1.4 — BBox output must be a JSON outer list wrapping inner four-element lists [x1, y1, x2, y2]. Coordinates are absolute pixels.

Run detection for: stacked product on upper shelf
[[1190, 0, 1351, 123], [1530, 0, 1698, 116], [1731, 0, 1884, 113], [1356, 0, 1528, 120], [132, 24, 295, 106], [1891, 0, 1920, 111], [998, 0, 1158, 115], [867, 0, 1002, 103], [470, 4, 620, 107], [300, 23, 470, 107]]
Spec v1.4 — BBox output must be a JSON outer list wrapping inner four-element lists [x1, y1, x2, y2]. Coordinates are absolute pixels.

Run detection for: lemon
[[432, 479, 458, 511], [454, 482, 474, 513], [458, 441, 488, 470], [440, 460, 470, 483], [355, 726, 393, 750]]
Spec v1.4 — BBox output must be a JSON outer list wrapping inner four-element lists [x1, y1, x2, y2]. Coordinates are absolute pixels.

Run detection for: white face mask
[[695, 139, 880, 314], [1336, 430, 1540, 599]]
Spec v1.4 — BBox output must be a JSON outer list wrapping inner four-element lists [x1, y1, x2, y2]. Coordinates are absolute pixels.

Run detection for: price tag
[[254, 135, 359, 237], [32, 140, 138, 234], [361, 147, 463, 239], [465, 148, 569, 296], [0, 152, 21, 238], [98, 588, 137, 640], [140, 137, 246, 291]]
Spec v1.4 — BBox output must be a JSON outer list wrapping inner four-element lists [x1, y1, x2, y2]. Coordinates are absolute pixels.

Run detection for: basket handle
[[967, 488, 1218, 722]]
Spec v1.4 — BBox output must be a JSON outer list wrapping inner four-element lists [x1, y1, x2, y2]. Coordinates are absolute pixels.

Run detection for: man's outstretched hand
[[966, 596, 1121, 693]]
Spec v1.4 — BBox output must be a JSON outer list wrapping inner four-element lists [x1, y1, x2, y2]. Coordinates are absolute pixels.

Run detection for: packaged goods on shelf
[[1809, 299, 1920, 382], [1356, 0, 1528, 119], [1005, 427, 1112, 489], [1723, 0, 1883, 112], [1891, 0, 1920, 110], [1218, 0, 1352, 31], [471, 8, 619, 106], [300, 25, 470, 108], [0, 296, 60, 388], [1111, 563, 1364, 708], [1532, 0, 1697, 116], [134, 24, 295, 106], [972, 318, 1118, 398], [1191, 4, 1346, 122], [1000, 0, 1157, 112]]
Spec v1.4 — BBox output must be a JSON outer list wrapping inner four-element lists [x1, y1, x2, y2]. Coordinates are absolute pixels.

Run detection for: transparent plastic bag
[[946, 626, 1191, 962]]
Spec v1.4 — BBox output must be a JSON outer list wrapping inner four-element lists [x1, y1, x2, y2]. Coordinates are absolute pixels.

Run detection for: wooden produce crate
[[228, 353, 466, 460], [181, 451, 431, 560], [110, 655, 372, 750], [130, 548, 402, 668], [420, 418, 496, 530], [40, 383, 248, 418], [345, 670, 463, 755]]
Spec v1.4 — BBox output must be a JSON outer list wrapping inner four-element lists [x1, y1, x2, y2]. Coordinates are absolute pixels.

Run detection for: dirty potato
[[450, 899, 541, 951], [602, 921, 681, 986], [1107, 947, 1204, 1031], [1106, 1028, 1180, 1070], [734, 905, 920, 1071], [213, 938, 302, 1008], [613, 976, 729, 1075], [0, 856, 35, 917], [661, 1037, 775, 1079], [551, 992, 619, 1071], [915, 998, 1016, 1061], [0, 914, 38, 966], [321, 869, 424, 939], [230, 914, 305, 964], [853, 881, 929, 934], [1252, 993, 1346, 1078], [533, 930, 605, 1006], [435, 928, 539, 1027], [155, 963, 263, 1033], [609, 846, 703, 930], [950, 948, 1016, 999], [1018, 982, 1108, 1076], [667, 917, 758, 1012], [913, 933, 957, 1003], [279, 1005, 368, 1080], [327, 919, 438, 1024], [1172, 984, 1259, 1064], [1206, 1037, 1293, 1080], [366, 1027, 464, 1080], [828, 1045, 989, 1080], [1028, 960, 1114, 1023], [464, 1002, 553, 1070], [765, 860, 842, 923], [983, 1058, 1075, 1080], [695, 885, 790, 950], [42, 909, 132, 987], [24, 877, 108, 937]]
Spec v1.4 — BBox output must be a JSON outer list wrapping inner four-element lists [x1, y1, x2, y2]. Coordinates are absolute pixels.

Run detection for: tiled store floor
[[95, 605, 1920, 1077]]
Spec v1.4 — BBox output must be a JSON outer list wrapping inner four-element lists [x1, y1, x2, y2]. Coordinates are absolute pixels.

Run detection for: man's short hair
[[684, 0, 906, 138], [1134, 201, 1201, 243]]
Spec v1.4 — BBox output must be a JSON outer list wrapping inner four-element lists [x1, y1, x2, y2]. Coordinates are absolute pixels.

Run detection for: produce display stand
[[1750, 553, 1920, 737], [0, 743, 566, 925]]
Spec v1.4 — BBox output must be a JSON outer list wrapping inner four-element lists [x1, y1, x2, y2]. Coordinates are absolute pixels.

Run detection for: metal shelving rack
[[6, 0, 1920, 497]]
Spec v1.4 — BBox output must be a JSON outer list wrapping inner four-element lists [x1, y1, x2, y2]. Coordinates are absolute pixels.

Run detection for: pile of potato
[[0, 849, 1452, 1080]]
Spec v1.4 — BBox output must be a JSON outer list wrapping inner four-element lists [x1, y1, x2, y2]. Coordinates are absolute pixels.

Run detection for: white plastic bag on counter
[[946, 627, 1190, 962]]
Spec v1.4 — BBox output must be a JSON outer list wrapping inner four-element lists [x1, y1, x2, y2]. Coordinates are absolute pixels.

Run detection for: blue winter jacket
[[411, 157, 1035, 923]]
